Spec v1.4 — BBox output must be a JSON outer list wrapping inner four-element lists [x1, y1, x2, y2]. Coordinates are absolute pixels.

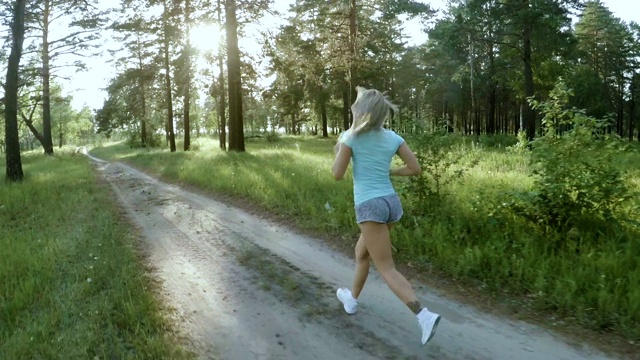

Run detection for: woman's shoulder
[[382, 128, 403, 138], [339, 129, 352, 140]]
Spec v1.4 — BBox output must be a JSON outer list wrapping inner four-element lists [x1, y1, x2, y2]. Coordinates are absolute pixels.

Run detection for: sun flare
[[189, 23, 222, 52]]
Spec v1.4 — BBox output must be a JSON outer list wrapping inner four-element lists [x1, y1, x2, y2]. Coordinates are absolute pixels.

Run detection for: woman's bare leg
[[351, 234, 369, 299], [352, 224, 395, 298], [359, 221, 421, 314]]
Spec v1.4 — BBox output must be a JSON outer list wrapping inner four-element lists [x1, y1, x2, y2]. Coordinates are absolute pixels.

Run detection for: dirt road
[[86, 151, 622, 360]]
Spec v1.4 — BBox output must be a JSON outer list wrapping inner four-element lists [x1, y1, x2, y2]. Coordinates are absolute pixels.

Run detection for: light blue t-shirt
[[339, 128, 405, 205]]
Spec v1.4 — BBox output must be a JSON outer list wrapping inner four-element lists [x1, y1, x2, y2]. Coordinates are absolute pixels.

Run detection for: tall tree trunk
[[517, 105, 522, 135], [217, 0, 226, 151], [183, 95, 191, 150], [500, 105, 504, 133], [24, 120, 46, 146], [487, 87, 496, 134], [389, 107, 395, 131], [469, 34, 479, 141], [321, 98, 328, 138], [140, 79, 147, 146], [348, 0, 357, 125], [604, 78, 613, 134], [487, 47, 497, 135], [522, 8, 536, 141], [183, 0, 192, 151], [218, 68, 227, 150], [42, 0, 54, 155], [414, 91, 420, 127], [139, 39, 147, 146], [462, 107, 468, 135], [21, 100, 46, 146], [183, 66, 191, 151], [342, 88, 350, 131], [486, 22, 497, 135], [630, 72, 636, 141], [163, 0, 176, 152], [496, 103, 501, 134], [504, 106, 509, 134], [292, 112, 297, 135], [137, 32, 147, 146], [225, 0, 244, 152], [58, 122, 63, 148], [5, 0, 26, 181], [617, 80, 624, 136]]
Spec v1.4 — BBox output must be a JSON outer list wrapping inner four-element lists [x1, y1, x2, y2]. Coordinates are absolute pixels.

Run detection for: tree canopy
[[3, 0, 640, 155]]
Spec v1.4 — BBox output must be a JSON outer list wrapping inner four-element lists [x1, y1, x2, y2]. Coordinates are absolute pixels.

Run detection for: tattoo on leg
[[407, 301, 422, 315]]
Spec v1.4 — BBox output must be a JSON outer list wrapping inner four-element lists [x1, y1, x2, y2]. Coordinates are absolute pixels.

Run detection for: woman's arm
[[332, 143, 352, 180], [390, 142, 421, 176]]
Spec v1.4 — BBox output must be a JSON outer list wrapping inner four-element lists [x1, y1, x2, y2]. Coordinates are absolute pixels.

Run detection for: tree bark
[[135, 34, 147, 146], [342, 87, 349, 131], [23, 120, 46, 146], [58, 122, 63, 148], [225, 0, 245, 152], [42, 0, 54, 155], [183, 0, 192, 151], [217, 0, 226, 151], [5, 0, 27, 181], [139, 78, 148, 146], [348, 0, 357, 125], [163, 0, 176, 152], [292, 112, 297, 135], [21, 100, 46, 147], [389, 107, 395, 131], [617, 80, 624, 136], [321, 98, 328, 138], [487, 46, 497, 135], [522, 7, 536, 141], [469, 34, 479, 140], [630, 72, 636, 141], [140, 79, 147, 146], [183, 65, 191, 151]]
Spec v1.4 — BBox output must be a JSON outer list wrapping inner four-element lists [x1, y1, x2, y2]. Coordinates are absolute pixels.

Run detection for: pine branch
[[47, 28, 98, 46]]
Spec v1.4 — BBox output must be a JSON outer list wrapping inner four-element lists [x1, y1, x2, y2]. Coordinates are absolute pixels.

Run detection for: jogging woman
[[331, 86, 441, 345]]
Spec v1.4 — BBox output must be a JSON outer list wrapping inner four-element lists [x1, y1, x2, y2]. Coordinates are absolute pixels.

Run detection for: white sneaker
[[417, 308, 441, 345], [336, 288, 358, 314]]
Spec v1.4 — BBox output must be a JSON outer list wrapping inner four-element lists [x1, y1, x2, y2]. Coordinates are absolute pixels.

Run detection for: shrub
[[504, 80, 635, 239], [479, 133, 519, 149], [506, 130, 529, 155], [265, 131, 281, 143], [399, 128, 478, 216]]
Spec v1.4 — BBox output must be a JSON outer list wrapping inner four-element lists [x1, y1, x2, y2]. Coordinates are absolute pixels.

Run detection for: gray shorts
[[355, 193, 404, 224]]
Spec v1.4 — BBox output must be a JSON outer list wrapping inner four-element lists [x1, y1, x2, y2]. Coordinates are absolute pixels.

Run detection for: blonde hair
[[350, 86, 399, 136]]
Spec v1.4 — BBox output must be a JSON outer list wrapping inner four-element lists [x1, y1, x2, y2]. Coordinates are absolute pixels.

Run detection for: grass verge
[[0, 151, 193, 359]]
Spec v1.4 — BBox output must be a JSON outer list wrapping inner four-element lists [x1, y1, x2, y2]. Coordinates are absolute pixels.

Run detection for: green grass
[[92, 137, 357, 234], [90, 135, 640, 341], [0, 150, 193, 359]]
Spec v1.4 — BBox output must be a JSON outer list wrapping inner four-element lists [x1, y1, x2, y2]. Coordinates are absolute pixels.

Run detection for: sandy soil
[[85, 150, 627, 360]]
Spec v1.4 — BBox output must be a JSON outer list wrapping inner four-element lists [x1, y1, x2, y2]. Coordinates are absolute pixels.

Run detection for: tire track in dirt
[[87, 151, 623, 360]]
